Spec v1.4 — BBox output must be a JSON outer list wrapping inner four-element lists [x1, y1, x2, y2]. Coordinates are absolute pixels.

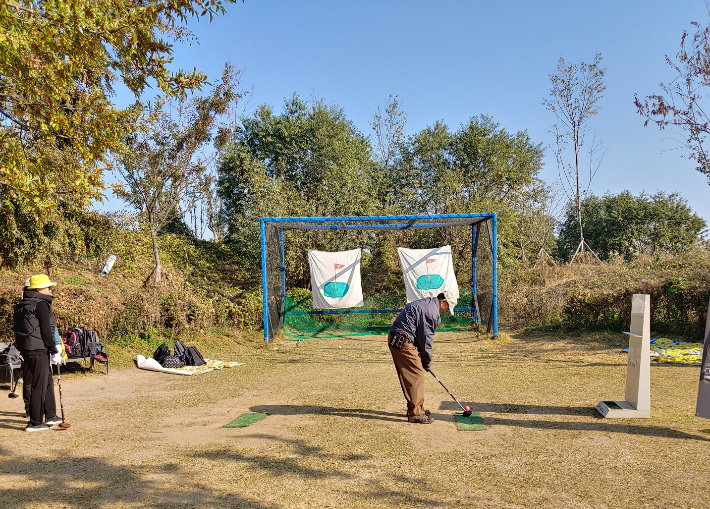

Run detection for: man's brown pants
[[389, 339, 426, 417]]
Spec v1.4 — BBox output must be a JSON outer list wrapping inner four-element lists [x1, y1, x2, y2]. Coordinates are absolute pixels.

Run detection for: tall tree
[[543, 53, 606, 263], [115, 64, 242, 285], [635, 18, 710, 179], [369, 95, 407, 209], [0, 0, 239, 219]]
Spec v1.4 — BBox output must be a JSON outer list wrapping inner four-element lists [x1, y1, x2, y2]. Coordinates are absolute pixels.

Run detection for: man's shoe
[[408, 415, 434, 424], [45, 416, 63, 426], [406, 410, 431, 418], [25, 423, 51, 432]]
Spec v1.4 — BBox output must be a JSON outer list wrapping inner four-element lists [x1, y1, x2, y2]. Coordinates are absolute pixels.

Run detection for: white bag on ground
[[397, 245, 460, 305], [308, 249, 364, 309]]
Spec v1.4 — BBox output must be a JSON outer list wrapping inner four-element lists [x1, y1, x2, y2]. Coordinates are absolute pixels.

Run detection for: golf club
[[8, 369, 19, 398], [55, 362, 70, 429], [427, 368, 472, 417]]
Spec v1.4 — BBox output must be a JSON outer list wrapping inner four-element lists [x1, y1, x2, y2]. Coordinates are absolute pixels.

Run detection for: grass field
[[1, 330, 709, 508]]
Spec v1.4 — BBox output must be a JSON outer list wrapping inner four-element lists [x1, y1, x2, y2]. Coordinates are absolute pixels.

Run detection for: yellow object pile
[[651, 338, 704, 365]]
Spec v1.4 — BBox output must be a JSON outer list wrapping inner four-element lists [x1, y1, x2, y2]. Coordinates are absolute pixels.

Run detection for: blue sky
[[106, 0, 710, 225]]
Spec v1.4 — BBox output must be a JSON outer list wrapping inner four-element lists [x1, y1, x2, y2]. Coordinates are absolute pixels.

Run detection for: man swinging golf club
[[388, 290, 457, 424]]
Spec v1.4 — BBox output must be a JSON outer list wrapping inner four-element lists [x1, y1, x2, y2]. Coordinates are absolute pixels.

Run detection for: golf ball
[[464, 405, 470, 412]]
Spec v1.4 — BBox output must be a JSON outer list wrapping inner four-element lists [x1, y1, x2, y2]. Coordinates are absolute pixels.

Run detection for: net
[[261, 214, 497, 341]]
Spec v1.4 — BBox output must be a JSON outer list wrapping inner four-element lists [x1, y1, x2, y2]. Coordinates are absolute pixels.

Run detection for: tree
[[369, 95, 407, 209], [635, 18, 710, 179], [555, 191, 706, 261], [0, 0, 239, 219], [544, 53, 606, 263], [114, 64, 242, 286], [219, 95, 379, 283]]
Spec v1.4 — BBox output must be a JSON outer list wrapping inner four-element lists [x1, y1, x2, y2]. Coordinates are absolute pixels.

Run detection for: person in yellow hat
[[13, 274, 63, 432]]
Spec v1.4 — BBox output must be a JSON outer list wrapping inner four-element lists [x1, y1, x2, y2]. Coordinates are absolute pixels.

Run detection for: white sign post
[[695, 297, 710, 419], [596, 294, 651, 418]]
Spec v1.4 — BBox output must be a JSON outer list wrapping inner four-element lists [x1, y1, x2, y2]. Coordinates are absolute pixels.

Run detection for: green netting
[[281, 288, 480, 340]]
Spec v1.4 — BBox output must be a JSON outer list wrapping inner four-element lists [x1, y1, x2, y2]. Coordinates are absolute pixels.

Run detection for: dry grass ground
[[1, 330, 709, 508]]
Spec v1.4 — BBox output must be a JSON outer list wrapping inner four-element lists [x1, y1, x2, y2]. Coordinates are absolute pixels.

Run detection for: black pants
[[23, 350, 56, 426]]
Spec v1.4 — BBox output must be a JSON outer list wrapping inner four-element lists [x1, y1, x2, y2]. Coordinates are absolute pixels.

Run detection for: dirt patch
[[2, 331, 710, 508]]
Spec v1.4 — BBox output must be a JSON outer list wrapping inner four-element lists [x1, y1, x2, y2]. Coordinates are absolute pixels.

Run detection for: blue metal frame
[[259, 213, 498, 341], [260, 218, 269, 340]]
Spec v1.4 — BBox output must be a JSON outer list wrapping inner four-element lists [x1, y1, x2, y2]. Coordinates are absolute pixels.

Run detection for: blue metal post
[[492, 213, 499, 339], [471, 224, 477, 323], [279, 229, 286, 297], [260, 219, 269, 342]]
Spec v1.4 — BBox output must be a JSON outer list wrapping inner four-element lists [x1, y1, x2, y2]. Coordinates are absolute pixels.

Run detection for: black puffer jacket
[[13, 290, 56, 354]]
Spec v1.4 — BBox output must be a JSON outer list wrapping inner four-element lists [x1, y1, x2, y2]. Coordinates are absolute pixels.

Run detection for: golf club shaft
[[56, 362, 65, 422], [427, 368, 467, 412]]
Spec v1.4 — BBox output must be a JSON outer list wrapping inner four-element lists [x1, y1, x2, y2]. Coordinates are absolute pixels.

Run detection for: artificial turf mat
[[222, 413, 268, 428], [453, 411, 486, 431]]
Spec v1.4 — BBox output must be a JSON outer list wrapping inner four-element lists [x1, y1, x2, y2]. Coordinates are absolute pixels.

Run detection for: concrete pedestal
[[597, 294, 651, 418]]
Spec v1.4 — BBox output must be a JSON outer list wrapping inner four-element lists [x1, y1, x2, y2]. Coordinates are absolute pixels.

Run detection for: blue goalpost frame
[[260, 213, 498, 342]]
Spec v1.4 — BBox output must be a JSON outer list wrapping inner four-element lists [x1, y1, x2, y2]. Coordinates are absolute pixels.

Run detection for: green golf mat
[[453, 411, 486, 431], [222, 413, 268, 428]]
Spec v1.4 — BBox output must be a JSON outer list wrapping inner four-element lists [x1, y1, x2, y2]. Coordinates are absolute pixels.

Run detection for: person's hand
[[51, 353, 62, 365], [55, 344, 62, 355], [422, 362, 430, 372]]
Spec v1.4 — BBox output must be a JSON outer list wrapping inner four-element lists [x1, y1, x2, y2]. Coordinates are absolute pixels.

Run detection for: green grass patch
[[453, 411, 486, 431], [222, 412, 268, 428]]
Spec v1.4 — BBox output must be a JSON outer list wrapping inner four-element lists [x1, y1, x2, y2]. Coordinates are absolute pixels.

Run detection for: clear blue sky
[[106, 0, 710, 225]]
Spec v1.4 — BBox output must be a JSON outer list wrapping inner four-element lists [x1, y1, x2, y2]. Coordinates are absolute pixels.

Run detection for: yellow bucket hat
[[27, 274, 57, 290]]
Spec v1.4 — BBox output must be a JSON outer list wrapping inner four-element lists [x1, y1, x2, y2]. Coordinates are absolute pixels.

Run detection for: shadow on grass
[[193, 438, 448, 507], [435, 401, 710, 441], [249, 404, 404, 423], [0, 448, 278, 509]]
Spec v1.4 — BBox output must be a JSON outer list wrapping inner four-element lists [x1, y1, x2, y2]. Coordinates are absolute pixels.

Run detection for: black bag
[[0, 343, 22, 366], [153, 344, 171, 365], [173, 340, 187, 363], [161, 355, 183, 369], [68, 327, 86, 357], [68, 326, 97, 358], [85, 329, 99, 357], [184, 346, 205, 366]]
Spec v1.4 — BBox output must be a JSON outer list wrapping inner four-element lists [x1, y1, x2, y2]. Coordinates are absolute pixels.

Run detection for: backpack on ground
[[0, 343, 22, 366], [184, 346, 205, 366], [153, 343, 171, 365], [161, 355, 183, 369], [173, 340, 187, 363]]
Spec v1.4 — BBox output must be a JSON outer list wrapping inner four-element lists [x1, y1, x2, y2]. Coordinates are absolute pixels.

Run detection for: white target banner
[[397, 245, 460, 304], [308, 249, 364, 309]]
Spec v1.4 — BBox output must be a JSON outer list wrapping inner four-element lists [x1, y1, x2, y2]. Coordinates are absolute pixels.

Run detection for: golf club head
[[463, 410, 472, 417], [58, 422, 70, 429], [8, 392, 19, 398]]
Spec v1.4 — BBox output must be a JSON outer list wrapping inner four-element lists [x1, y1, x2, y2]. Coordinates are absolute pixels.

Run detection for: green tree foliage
[[397, 116, 548, 267], [0, 0, 238, 246], [114, 64, 242, 286], [220, 99, 551, 286], [218, 95, 378, 283], [555, 191, 706, 261], [635, 19, 710, 178]]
